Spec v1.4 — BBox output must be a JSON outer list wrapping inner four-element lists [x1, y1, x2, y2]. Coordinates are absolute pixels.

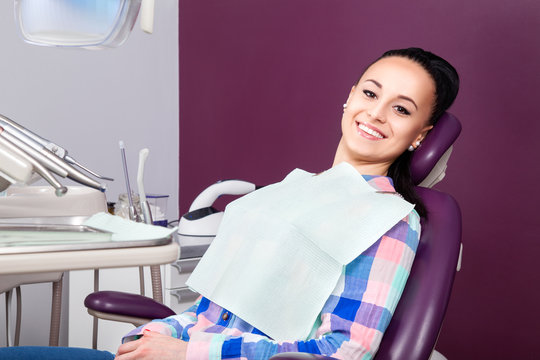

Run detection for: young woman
[[0, 48, 459, 360]]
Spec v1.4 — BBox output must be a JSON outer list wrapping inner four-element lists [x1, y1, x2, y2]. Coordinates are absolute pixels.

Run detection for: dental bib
[[186, 162, 414, 341]]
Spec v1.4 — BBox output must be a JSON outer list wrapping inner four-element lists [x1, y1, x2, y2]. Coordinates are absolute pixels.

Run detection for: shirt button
[[222, 312, 230, 321]]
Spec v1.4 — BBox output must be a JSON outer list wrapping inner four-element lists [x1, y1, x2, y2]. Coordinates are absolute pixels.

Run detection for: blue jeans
[[0, 346, 115, 360]]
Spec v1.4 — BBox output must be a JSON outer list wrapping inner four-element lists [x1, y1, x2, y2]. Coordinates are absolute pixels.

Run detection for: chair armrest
[[270, 353, 338, 360], [84, 291, 176, 319]]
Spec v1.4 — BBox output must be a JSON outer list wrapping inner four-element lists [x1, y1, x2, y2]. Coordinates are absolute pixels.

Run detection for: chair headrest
[[410, 113, 462, 186]]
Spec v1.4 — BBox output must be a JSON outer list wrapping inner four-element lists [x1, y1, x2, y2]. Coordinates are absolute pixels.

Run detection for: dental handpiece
[[38, 146, 106, 192], [64, 155, 113, 181], [0, 127, 106, 192], [0, 114, 48, 151], [0, 128, 68, 177], [0, 114, 113, 182], [0, 133, 67, 196]]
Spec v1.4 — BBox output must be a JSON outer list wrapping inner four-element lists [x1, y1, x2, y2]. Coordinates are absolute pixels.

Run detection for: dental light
[[14, 0, 155, 49]]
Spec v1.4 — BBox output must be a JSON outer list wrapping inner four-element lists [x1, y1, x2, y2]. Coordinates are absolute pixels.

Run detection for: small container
[[147, 194, 168, 227], [115, 192, 141, 220], [107, 202, 116, 215]]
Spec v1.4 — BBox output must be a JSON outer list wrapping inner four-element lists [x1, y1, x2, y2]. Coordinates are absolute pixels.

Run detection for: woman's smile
[[356, 121, 386, 139]]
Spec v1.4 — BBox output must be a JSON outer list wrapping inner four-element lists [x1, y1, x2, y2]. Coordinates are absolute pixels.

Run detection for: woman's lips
[[356, 121, 385, 139]]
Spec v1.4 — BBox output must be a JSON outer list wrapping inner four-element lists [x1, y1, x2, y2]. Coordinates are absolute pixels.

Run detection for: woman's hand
[[115, 330, 188, 360]]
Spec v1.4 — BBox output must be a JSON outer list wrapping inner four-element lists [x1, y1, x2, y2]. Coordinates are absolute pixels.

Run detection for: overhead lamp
[[14, 0, 155, 49]]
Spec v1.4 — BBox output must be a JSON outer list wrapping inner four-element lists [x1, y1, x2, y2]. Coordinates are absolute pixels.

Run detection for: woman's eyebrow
[[365, 79, 382, 88], [398, 95, 418, 110], [364, 79, 418, 110]]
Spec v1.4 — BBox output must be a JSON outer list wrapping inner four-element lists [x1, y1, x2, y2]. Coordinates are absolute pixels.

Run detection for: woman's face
[[337, 56, 436, 175]]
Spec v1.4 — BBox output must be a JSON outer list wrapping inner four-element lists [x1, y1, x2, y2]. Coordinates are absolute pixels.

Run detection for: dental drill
[[0, 114, 112, 195]]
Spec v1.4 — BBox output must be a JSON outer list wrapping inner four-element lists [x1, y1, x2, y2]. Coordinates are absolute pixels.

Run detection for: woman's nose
[[367, 103, 386, 123]]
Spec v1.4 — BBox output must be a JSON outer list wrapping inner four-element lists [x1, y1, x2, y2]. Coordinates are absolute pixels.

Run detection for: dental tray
[[0, 223, 171, 254]]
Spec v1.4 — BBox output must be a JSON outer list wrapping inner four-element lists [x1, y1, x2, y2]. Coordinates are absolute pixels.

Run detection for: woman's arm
[[116, 331, 188, 360], [121, 297, 201, 343]]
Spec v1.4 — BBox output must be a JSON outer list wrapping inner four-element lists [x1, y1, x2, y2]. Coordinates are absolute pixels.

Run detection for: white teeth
[[358, 123, 384, 139]]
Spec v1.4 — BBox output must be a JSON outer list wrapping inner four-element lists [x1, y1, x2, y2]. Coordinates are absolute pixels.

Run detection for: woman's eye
[[363, 90, 376, 98], [394, 105, 410, 115]]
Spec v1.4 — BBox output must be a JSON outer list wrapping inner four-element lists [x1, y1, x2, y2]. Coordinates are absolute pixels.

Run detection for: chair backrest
[[375, 113, 462, 360], [411, 112, 462, 187]]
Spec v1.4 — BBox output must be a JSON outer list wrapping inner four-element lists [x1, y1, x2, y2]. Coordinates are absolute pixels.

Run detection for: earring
[[343, 103, 348, 110], [408, 141, 421, 152]]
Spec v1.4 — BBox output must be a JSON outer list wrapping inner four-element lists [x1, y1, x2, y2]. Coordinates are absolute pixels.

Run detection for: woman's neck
[[332, 142, 392, 176]]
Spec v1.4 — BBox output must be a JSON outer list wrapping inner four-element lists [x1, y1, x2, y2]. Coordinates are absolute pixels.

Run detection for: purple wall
[[179, 1, 540, 358]]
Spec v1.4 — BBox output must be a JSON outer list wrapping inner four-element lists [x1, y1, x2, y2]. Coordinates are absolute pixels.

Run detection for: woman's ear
[[415, 124, 434, 144]]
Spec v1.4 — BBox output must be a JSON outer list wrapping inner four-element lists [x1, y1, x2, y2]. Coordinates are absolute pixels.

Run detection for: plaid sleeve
[[185, 211, 420, 360], [121, 297, 201, 343]]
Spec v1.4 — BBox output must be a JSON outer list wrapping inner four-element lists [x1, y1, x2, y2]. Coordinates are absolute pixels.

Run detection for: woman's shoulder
[[408, 209, 421, 231], [400, 209, 421, 252]]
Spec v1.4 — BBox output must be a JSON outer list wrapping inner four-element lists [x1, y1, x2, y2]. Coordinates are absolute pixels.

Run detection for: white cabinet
[[164, 235, 214, 313], [165, 258, 201, 313]]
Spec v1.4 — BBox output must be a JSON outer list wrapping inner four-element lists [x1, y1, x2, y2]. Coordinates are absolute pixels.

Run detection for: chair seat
[[84, 291, 176, 320]]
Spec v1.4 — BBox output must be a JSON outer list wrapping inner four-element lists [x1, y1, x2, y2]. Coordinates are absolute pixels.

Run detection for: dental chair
[[85, 113, 462, 360]]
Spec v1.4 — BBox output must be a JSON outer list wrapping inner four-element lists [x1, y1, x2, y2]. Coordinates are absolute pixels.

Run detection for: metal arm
[[0, 114, 113, 183], [0, 114, 112, 194]]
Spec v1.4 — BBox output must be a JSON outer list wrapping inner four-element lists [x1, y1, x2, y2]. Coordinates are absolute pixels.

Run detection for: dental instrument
[[137, 148, 153, 225], [0, 127, 69, 178], [0, 127, 101, 193], [0, 142, 33, 187], [119, 141, 140, 222], [0, 133, 67, 196], [0, 114, 112, 180]]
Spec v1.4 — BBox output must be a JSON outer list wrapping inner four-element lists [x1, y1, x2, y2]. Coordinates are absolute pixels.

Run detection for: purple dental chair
[[85, 113, 462, 360]]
